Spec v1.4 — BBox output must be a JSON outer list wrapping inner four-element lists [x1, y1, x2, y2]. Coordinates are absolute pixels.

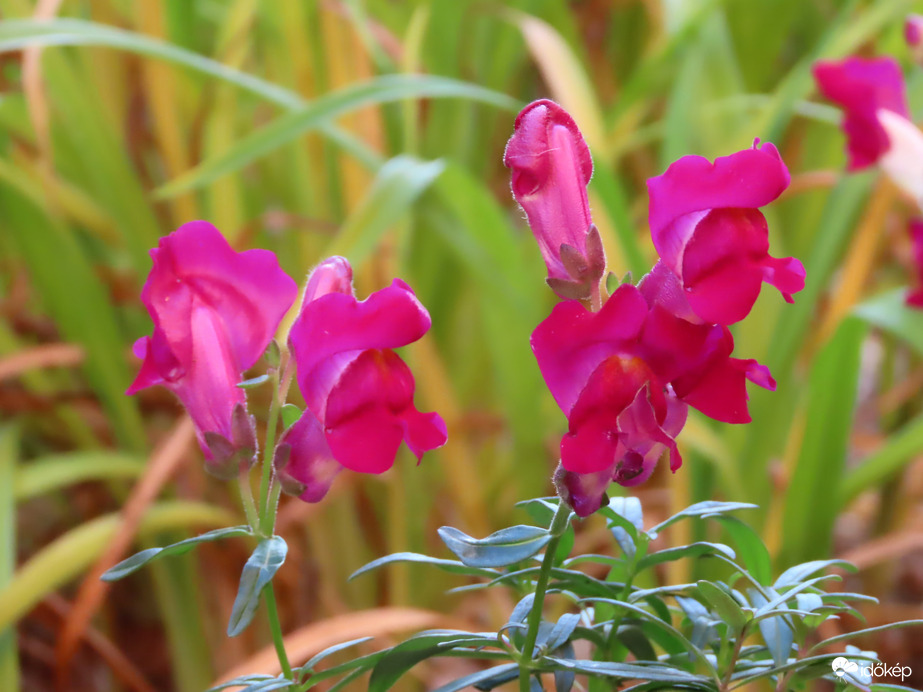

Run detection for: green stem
[[264, 583, 294, 682], [518, 501, 572, 692], [238, 475, 259, 531], [258, 369, 282, 528], [258, 355, 295, 536]]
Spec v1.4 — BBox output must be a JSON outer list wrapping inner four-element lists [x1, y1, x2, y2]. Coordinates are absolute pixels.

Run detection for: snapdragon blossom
[[508, 99, 797, 516], [532, 269, 774, 516], [646, 142, 805, 325], [275, 257, 447, 502], [504, 99, 605, 300], [813, 56, 910, 171], [814, 56, 923, 207], [128, 221, 298, 477]]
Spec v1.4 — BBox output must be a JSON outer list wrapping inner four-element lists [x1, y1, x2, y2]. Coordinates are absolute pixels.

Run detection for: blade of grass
[[156, 74, 519, 197], [0, 500, 235, 633], [0, 426, 19, 692], [777, 317, 865, 568]]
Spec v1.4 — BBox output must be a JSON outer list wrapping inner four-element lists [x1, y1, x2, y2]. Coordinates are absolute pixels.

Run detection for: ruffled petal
[[142, 221, 298, 373], [290, 280, 432, 404], [647, 142, 790, 255], [560, 355, 654, 474], [531, 285, 648, 414], [323, 349, 446, 473]]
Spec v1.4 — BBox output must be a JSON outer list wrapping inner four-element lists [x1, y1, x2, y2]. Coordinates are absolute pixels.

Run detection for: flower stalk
[[517, 500, 572, 692]]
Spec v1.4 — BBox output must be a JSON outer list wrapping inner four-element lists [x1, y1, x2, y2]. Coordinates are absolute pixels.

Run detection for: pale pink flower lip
[[813, 56, 910, 171], [278, 256, 447, 503], [646, 142, 804, 325]]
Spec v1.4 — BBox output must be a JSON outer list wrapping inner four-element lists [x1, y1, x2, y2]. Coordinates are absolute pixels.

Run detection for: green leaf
[[301, 637, 374, 672], [349, 552, 499, 581], [648, 501, 758, 535], [236, 374, 270, 389], [599, 497, 644, 558], [157, 75, 518, 196], [714, 516, 772, 586], [368, 630, 499, 692], [280, 404, 303, 430], [227, 536, 288, 637], [542, 657, 708, 684], [637, 542, 735, 571], [695, 581, 750, 630], [749, 589, 793, 668], [205, 675, 276, 692], [101, 525, 251, 581], [431, 663, 519, 692], [854, 288, 923, 357], [808, 620, 923, 654], [774, 559, 855, 589], [438, 525, 551, 568]]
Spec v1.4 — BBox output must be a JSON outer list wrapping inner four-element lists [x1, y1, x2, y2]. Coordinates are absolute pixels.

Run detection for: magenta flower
[[813, 56, 910, 170], [907, 220, 923, 309], [275, 257, 447, 502], [646, 142, 805, 325], [907, 15, 923, 50], [504, 99, 605, 300], [127, 221, 298, 477], [531, 277, 774, 516]]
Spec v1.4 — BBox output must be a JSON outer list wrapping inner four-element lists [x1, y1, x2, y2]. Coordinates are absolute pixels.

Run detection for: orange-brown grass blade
[[54, 417, 196, 690], [213, 606, 446, 683], [0, 344, 84, 382]]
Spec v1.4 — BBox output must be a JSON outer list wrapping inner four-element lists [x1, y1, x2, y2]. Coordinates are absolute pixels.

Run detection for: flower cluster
[[128, 222, 446, 501], [506, 100, 803, 516]]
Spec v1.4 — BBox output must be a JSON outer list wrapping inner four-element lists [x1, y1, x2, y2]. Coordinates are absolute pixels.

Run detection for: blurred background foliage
[[2, 0, 923, 689]]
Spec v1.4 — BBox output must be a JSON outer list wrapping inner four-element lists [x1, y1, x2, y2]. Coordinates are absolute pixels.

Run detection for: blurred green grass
[[2, 0, 923, 689]]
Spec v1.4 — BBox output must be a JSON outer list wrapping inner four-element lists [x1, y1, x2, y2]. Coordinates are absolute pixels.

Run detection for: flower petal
[[290, 280, 432, 410], [141, 221, 298, 373], [323, 349, 446, 474], [531, 284, 648, 414], [275, 412, 343, 503], [647, 142, 790, 261]]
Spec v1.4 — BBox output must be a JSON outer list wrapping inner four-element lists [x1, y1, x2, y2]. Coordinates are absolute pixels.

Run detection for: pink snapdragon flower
[[128, 221, 298, 477], [532, 273, 774, 516], [813, 56, 910, 171], [907, 14, 923, 58], [504, 99, 606, 300], [275, 257, 447, 502], [814, 56, 923, 207], [646, 142, 805, 325]]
